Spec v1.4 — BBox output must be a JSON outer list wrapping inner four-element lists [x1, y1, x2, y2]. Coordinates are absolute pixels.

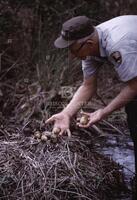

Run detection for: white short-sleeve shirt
[[82, 15, 137, 82]]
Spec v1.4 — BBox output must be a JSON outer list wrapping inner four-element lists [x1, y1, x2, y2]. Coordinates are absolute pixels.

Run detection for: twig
[[102, 120, 124, 135], [91, 124, 106, 136], [0, 55, 23, 80]]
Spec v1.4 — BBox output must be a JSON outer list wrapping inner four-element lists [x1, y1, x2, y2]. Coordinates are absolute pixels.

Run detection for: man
[[46, 15, 137, 190]]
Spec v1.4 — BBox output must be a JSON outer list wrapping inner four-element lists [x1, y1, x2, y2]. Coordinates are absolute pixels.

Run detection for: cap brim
[[54, 36, 75, 48]]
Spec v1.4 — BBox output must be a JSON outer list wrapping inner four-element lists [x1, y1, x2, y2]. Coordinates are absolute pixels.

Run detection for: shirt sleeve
[[82, 56, 102, 79], [108, 38, 137, 82]]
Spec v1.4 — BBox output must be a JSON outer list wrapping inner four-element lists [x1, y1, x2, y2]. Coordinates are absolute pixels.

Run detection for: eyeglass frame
[[69, 40, 88, 56]]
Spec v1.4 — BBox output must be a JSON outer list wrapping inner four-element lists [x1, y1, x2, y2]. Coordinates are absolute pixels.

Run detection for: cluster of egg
[[34, 127, 61, 143]]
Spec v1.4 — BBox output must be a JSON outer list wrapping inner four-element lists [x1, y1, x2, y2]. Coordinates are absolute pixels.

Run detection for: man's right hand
[[45, 112, 71, 137]]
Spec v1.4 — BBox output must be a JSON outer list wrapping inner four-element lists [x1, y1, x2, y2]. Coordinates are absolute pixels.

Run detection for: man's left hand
[[77, 109, 105, 128]]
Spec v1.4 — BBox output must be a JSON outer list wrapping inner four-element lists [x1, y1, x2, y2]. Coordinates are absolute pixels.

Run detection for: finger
[[76, 122, 87, 127], [59, 129, 65, 136], [45, 116, 55, 124], [66, 129, 71, 138], [76, 117, 80, 122], [76, 121, 91, 128]]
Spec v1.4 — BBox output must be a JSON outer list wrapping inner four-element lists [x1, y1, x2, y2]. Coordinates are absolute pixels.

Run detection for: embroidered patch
[[110, 51, 122, 65]]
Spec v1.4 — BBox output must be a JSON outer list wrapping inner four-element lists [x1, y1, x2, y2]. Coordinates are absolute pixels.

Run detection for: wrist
[[102, 106, 112, 118], [61, 110, 73, 119]]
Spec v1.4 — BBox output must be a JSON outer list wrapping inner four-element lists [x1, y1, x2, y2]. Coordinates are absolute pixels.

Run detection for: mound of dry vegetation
[[0, 75, 128, 200]]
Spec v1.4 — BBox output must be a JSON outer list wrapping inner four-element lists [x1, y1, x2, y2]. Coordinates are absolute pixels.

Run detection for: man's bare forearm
[[62, 85, 95, 117], [103, 78, 137, 117], [62, 76, 97, 118]]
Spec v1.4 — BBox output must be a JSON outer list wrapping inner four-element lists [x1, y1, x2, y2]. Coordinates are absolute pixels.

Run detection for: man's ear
[[86, 39, 94, 45], [86, 39, 95, 49]]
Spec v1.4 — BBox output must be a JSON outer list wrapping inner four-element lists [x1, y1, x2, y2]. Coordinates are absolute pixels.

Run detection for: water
[[96, 134, 135, 199]]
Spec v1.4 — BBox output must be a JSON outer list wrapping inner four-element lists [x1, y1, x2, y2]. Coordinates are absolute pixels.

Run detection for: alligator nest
[[0, 80, 128, 200], [0, 121, 127, 200]]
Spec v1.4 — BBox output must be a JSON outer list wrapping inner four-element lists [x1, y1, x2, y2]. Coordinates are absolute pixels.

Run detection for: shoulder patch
[[109, 51, 122, 65]]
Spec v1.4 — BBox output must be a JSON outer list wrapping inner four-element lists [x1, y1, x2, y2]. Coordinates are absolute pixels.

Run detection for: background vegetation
[[1, 0, 137, 117]]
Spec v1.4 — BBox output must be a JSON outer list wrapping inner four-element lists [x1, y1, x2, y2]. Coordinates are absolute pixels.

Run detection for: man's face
[[69, 33, 99, 59], [69, 40, 89, 60]]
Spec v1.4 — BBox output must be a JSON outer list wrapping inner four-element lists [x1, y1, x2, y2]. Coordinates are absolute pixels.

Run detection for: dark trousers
[[125, 97, 137, 199]]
